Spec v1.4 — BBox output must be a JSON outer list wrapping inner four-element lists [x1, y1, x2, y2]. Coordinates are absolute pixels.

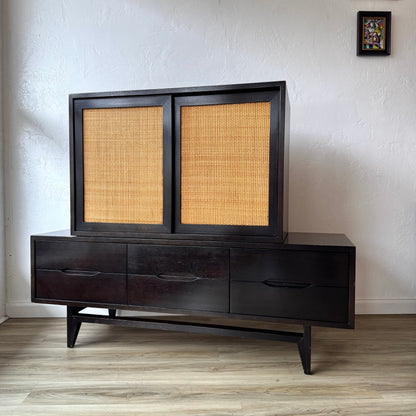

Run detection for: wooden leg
[[65, 308, 312, 375], [297, 325, 311, 375], [67, 306, 83, 348]]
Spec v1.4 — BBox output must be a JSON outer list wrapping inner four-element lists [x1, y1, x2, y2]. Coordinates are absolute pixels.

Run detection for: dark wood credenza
[[31, 230, 355, 375]]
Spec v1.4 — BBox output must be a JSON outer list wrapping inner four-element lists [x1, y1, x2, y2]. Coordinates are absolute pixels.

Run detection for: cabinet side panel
[[83, 106, 164, 224]]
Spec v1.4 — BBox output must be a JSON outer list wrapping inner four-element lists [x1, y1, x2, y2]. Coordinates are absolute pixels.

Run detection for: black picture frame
[[357, 11, 391, 56]]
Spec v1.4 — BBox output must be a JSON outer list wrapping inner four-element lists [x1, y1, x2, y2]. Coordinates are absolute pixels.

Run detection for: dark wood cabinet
[[70, 82, 289, 242], [32, 82, 355, 375], [31, 231, 355, 374]]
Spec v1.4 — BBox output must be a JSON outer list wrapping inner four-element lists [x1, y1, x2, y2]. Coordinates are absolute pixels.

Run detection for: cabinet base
[[66, 306, 312, 375]]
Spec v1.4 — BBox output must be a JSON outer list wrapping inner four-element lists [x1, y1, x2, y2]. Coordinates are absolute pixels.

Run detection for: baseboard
[[5, 302, 174, 318], [6, 302, 67, 318], [6, 299, 416, 318], [355, 298, 416, 314], [0, 317, 8, 325]]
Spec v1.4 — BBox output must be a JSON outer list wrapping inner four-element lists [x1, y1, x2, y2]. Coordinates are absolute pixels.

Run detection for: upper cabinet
[[70, 82, 290, 242]]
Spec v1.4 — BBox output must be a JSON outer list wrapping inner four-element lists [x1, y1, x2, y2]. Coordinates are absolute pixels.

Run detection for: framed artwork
[[357, 11, 391, 56]]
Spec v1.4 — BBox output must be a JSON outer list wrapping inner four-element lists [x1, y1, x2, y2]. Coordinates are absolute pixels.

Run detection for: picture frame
[[357, 11, 391, 56]]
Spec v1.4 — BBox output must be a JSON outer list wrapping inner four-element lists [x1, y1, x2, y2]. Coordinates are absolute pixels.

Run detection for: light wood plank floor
[[0, 315, 415, 415]]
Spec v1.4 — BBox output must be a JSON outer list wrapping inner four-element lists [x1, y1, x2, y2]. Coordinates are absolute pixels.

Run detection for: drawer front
[[128, 274, 228, 312], [128, 244, 229, 312], [128, 245, 229, 278], [35, 241, 126, 273], [231, 248, 349, 287], [231, 281, 348, 323], [36, 270, 126, 304]]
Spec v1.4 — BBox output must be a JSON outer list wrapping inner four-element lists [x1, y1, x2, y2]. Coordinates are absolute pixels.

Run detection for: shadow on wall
[[289, 134, 416, 303]]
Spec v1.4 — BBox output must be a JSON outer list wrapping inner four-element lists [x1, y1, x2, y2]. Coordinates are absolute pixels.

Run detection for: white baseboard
[[6, 302, 67, 318], [5, 302, 175, 318], [355, 298, 416, 314], [6, 298, 416, 318], [0, 317, 8, 325]]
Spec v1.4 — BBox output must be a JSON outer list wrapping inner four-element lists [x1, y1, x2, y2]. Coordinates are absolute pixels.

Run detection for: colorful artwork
[[357, 11, 391, 56], [362, 17, 386, 50]]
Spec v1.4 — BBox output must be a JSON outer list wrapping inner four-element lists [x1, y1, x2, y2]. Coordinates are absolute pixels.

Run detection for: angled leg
[[67, 306, 83, 348], [297, 325, 311, 375], [108, 309, 116, 318]]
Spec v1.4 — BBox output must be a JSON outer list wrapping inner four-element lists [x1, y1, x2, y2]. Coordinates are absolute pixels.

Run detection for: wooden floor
[[0, 314, 415, 415]]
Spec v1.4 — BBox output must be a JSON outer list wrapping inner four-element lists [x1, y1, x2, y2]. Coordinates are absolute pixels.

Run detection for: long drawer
[[230, 248, 349, 287], [36, 270, 126, 304], [128, 245, 229, 312], [231, 281, 348, 323], [35, 241, 126, 273]]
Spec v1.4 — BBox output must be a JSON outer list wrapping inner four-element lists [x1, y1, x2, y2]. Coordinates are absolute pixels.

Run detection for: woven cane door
[[175, 91, 281, 236], [72, 95, 172, 235]]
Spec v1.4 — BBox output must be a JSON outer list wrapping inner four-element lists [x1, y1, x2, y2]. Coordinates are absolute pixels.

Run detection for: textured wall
[[2, 0, 416, 316], [0, 2, 5, 318]]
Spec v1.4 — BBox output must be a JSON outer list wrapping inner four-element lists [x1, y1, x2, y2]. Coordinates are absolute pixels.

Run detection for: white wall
[[0, 1, 5, 319], [3, 0, 416, 317]]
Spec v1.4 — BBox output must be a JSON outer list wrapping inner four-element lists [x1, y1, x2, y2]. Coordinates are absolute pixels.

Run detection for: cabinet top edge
[[31, 230, 355, 250], [286, 232, 355, 247], [69, 81, 287, 101]]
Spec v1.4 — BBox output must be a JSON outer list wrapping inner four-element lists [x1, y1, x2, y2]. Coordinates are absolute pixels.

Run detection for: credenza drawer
[[128, 245, 229, 278], [128, 274, 228, 312], [231, 248, 349, 287], [36, 270, 127, 304], [35, 241, 126, 273], [230, 281, 348, 323], [127, 244, 229, 312]]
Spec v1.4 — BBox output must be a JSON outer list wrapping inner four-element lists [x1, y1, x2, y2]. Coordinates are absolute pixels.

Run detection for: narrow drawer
[[36, 270, 126, 304], [35, 241, 126, 273], [128, 245, 229, 278], [231, 248, 349, 287], [128, 274, 228, 312], [128, 244, 229, 312], [231, 281, 348, 323]]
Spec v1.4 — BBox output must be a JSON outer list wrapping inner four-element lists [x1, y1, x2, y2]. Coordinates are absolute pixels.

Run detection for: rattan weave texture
[[180, 102, 270, 226], [83, 106, 164, 224]]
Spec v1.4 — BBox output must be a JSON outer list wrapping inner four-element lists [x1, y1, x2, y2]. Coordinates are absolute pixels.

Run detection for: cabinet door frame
[[70, 94, 172, 236], [69, 82, 288, 241], [174, 90, 282, 237]]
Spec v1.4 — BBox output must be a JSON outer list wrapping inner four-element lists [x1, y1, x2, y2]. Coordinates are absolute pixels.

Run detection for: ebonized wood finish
[[31, 231, 355, 374], [72, 94, 173, 235], [70, 81, 290, 242]]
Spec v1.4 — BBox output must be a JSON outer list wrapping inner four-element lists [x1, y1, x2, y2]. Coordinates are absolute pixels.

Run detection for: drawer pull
[[62, 269, 100, 277], [263, 280, 311, 289], [156, 273, 201, 282]]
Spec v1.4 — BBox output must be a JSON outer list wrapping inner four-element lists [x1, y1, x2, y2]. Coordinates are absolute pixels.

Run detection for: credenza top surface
[[31, 230, 355, 252]]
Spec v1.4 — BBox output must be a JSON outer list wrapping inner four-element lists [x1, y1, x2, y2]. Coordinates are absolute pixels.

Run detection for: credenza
[[31, 230, 355, 375]]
